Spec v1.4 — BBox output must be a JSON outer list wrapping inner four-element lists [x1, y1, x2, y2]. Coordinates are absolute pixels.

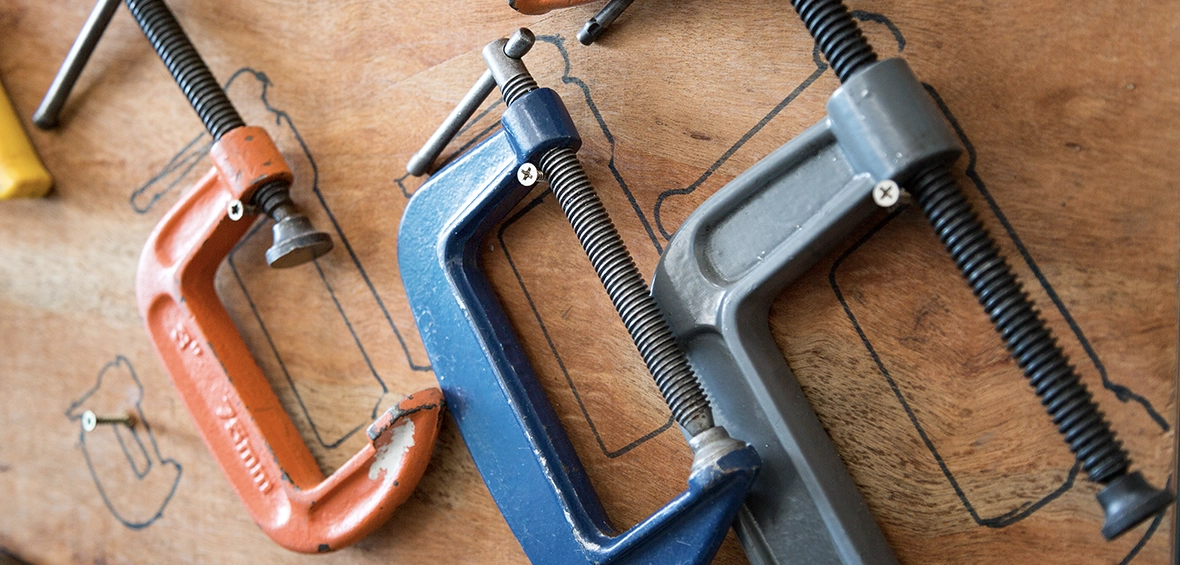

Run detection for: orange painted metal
[[508, 0, 597, 15], [135, 126, 443, 553]]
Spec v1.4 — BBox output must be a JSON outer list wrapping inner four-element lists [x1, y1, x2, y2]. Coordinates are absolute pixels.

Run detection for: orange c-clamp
[[37, 0, 443, 552], [136, 127, 443, 553]]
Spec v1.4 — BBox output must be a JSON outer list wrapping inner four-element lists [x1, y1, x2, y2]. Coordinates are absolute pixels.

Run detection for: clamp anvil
[[36, 0, 444, 551], [653, 0, 1174, 558], [401, 29, 759, 563]]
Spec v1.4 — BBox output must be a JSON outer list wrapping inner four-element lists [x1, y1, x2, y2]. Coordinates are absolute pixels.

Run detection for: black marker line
[[310, 257, 390, 420], [1117, 476, 1171, 564], [830, 209, 1078, 526], [920, 83, 1168, 432], [498, 191, 674, 459], [129, 134, 211, 214], [64, 356, 182, 530], [537, 34, 663, 255], [241, 67, 432, 373], [111, 423, 151, 479], [651, 12, 905, 241], [227, 238, 365, 449]]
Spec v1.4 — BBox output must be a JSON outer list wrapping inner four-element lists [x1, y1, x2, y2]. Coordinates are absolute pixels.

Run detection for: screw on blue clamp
[[400, 29, 759, 564]]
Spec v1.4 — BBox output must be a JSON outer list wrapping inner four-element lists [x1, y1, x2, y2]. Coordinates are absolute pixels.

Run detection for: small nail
[[81, 409, 138, 432]]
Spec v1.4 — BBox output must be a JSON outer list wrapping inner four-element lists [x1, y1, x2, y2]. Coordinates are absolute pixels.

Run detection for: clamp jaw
[[137, 126, 444, 552], [37, 0, 445, 550], [400, 29, 758, 563], [651, 58, 959, 564]]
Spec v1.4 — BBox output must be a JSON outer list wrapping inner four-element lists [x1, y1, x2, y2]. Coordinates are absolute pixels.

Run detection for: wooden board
[[1, 0, 1176, 563]]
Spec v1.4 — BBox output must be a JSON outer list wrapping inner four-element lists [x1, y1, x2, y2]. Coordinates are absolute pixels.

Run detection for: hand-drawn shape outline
[[134, 68, 431, 449], [64, 355, 182, 529]]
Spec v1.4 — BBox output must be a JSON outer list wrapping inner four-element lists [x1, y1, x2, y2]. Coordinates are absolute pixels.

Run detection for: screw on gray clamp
[[401, 28, 759, 564], [34, 0, 332, 269], [651, 58, 961, 565]]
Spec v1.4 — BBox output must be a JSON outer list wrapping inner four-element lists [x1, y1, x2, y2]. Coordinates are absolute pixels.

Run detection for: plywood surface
[[0, 1, 1177, 563]]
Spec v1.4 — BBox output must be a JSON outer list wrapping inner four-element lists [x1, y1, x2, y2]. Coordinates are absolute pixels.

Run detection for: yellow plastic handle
[[0, 81, 52, 199]]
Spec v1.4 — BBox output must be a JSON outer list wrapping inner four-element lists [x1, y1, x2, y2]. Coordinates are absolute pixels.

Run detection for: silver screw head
[[82, 410, 98, 432], [517, 162, 539, 187], [227, 199, 245, 221], [873, 180, 901, 207]]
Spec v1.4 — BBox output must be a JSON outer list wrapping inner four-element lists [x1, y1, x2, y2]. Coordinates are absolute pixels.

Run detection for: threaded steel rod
[[538, 146, 714, 436], [790, 0, 877, 83], [124, 0, 243, 140], [500, 77, 714, 436], [911, 166, 1130, 482]]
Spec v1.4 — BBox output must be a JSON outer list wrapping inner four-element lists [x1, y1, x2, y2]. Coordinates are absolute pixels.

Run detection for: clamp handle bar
[[406, 29, 535, 177], [33, 0, 120, 129]]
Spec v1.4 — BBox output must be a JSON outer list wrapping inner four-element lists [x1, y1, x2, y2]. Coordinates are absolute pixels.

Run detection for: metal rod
[[406, 29, 536, 177], [577, 0, 636, 45], [406, 70, 496, 177], [32, 0, 121, 129]]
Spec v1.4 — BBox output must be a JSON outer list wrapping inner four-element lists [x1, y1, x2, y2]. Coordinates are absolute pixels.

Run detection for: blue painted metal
[[399, 88, 758, 564]]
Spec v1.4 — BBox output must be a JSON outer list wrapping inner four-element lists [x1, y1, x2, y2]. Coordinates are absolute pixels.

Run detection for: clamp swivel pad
[[249, 181, 334, 268], [266, 215, 333, 268]]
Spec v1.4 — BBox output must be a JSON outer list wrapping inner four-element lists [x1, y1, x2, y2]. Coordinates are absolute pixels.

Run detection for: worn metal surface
[[136, 126, 445, 552], [399, 59, 757, 561]]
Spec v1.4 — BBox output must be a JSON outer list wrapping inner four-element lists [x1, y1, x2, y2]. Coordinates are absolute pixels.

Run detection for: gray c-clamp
[[651, 58, 958, 565]]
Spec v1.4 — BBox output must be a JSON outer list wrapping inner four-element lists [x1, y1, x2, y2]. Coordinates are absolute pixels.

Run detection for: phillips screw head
[[873, 180, 901, 207], [517, 163, 539, 187]]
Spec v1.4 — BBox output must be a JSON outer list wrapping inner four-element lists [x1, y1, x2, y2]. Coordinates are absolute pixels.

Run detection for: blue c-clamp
[[399, 29, 759, 563]]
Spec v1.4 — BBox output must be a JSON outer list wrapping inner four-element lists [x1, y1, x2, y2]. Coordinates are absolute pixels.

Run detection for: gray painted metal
[[650, 57, 962, 565]]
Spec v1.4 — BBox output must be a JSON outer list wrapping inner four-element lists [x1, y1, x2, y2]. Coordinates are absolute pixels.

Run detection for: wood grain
[[0, 1, 1175, 563]]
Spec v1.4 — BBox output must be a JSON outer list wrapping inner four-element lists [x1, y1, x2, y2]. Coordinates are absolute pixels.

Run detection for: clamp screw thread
[[911, 166, 1132, 483], [500, 73, 539, 106], [483, 32, 717, 437], [537, 146, 714, 436], [124, 0, 244, 140], [790, 0, 878, 83], [791, 0, 1172, 538]]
